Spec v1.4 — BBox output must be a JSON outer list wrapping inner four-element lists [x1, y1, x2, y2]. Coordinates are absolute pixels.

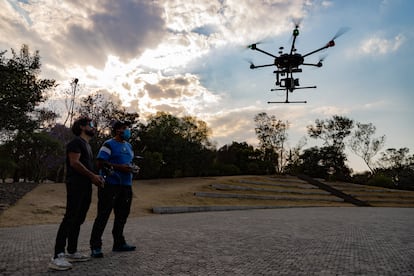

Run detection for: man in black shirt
[[49, 117, 104, 271]]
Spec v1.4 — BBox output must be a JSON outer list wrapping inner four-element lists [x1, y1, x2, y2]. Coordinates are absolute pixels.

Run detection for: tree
[[0, 145, 17, 182], [216, 141, 268, 175], [298, 146, 351, 181], [139, 112, 214, 177], [35, 107, 59, 130], [307, 115, 354, 151], [46, 124, 73, 182], [349, 122, 385, 173], [254, 112, 289, 173], [2, 131, 63, 182], [180, 116, 213, 148], [25, 132, 63, 182], [306, 115, 354, 180], [378, 148, 413, 171], [0, 45, 56, 135], [77, 93, 140, 154], [284, 137, 307, 175], [373, 148, 414, 190]]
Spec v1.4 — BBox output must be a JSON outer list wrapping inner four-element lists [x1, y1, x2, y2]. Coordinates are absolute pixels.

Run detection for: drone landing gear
[[269, 86, 316, 104], [268, 100, 307, 104]]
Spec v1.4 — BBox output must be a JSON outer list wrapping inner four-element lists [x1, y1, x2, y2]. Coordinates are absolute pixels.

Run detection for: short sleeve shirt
[[97, 138, 134, 186], [66, 136, 94, 185]]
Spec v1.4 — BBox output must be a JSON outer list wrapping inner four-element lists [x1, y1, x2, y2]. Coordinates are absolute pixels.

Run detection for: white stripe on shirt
[[99, 145, 111, 155]]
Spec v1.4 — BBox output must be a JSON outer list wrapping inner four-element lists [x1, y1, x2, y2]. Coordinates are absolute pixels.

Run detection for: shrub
[[367, 174, 393, 188]]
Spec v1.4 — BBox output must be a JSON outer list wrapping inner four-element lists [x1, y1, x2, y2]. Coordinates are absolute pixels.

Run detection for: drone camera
[[280, 78, 299, 89], [294, 78, 300, 86]]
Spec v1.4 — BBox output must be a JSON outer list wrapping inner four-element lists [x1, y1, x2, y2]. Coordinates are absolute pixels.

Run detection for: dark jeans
[[54, 182, 92, 257], [90, 185, 132, 249]]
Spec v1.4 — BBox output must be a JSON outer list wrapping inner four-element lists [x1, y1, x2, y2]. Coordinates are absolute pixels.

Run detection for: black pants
[[90, 184, 132, 249], [54, 182, 92, 257]]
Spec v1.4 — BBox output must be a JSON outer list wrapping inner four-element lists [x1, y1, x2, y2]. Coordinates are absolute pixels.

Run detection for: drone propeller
[[326, 26, 351, 47], [303, 53, 327, 68], [319, 53, 328, 62], [247, 37, 274, 50], [303, 26, 350, 58], [331, 26, 351, 41], [244, 58, 256, 69], [292, 17, 302, 29], [245, 59, 275, 72], [247, 43, 257, 50], [316, 54, 327, 67]]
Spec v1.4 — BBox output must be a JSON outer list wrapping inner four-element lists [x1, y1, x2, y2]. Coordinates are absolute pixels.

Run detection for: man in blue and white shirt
[[90, 121, 136, 258]]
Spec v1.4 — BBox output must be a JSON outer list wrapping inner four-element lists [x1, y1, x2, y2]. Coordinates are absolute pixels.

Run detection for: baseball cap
[[112, 120, 131, 131]]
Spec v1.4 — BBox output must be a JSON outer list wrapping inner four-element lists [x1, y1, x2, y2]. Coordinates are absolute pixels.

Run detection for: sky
[[1, 0, 413, 173]]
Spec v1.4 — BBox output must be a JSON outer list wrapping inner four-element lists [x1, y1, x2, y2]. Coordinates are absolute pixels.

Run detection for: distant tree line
[[1, 45, 413, 190]]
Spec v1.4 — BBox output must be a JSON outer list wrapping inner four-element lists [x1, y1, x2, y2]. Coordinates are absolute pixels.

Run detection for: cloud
[[1, 0, 311, 78], [192, 24, 218, 36], [5, 0, 32, 25], [358, 34, 405, 55], [361, 100, 387, 110], [310, 105, 350, 116], [144, 74, 212, 100], [1, 0, 166, 70], [321, 1, 333, 7], [113, 71, 222, 120], [59, 0, 166, 68], [151, 103, 186, 115], [206, 107, 259, 146], [202, 104, 316, 148], [138, 0, 309, 72]]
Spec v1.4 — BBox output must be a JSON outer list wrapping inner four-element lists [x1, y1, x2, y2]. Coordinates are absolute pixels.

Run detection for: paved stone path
[[0, 207, 413, 275]]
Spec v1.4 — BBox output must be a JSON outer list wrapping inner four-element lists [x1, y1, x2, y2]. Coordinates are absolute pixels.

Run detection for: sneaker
[[65, 252, 90, 262], [48, 253, 72, 271], [112, 243, 136, 252], [91, 248, 104, 258]]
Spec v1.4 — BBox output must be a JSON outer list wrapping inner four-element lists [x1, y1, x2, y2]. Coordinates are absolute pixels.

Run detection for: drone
[[248, 24, 348, 103]]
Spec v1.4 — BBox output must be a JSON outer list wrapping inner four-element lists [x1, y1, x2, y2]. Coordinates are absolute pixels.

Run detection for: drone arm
[[251, 46, 277, 58], [302, 45, 328, 58], [251, 63, 275, 69], [290, 36, 298, 55], [293, 86, 317, 90], [303, 63, 322, 67]]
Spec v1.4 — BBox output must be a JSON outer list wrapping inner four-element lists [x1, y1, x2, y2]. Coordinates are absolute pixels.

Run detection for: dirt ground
[[4, 175, 408, 228], [0, 176, 243, 228]]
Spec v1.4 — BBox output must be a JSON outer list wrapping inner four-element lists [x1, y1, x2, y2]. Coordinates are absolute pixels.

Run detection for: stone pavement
[[0, 207, 413, 275]]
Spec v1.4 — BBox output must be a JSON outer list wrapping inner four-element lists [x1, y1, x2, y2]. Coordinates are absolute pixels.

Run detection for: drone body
[[248, 25, 346, 103]]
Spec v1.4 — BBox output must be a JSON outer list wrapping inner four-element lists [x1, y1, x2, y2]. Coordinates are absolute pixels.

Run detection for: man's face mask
[[120, 128, 131, 140]]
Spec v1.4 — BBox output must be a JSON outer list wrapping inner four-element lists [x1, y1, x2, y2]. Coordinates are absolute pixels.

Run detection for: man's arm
[[68, 152, 104, 187], [97, 158, 133, 173]]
